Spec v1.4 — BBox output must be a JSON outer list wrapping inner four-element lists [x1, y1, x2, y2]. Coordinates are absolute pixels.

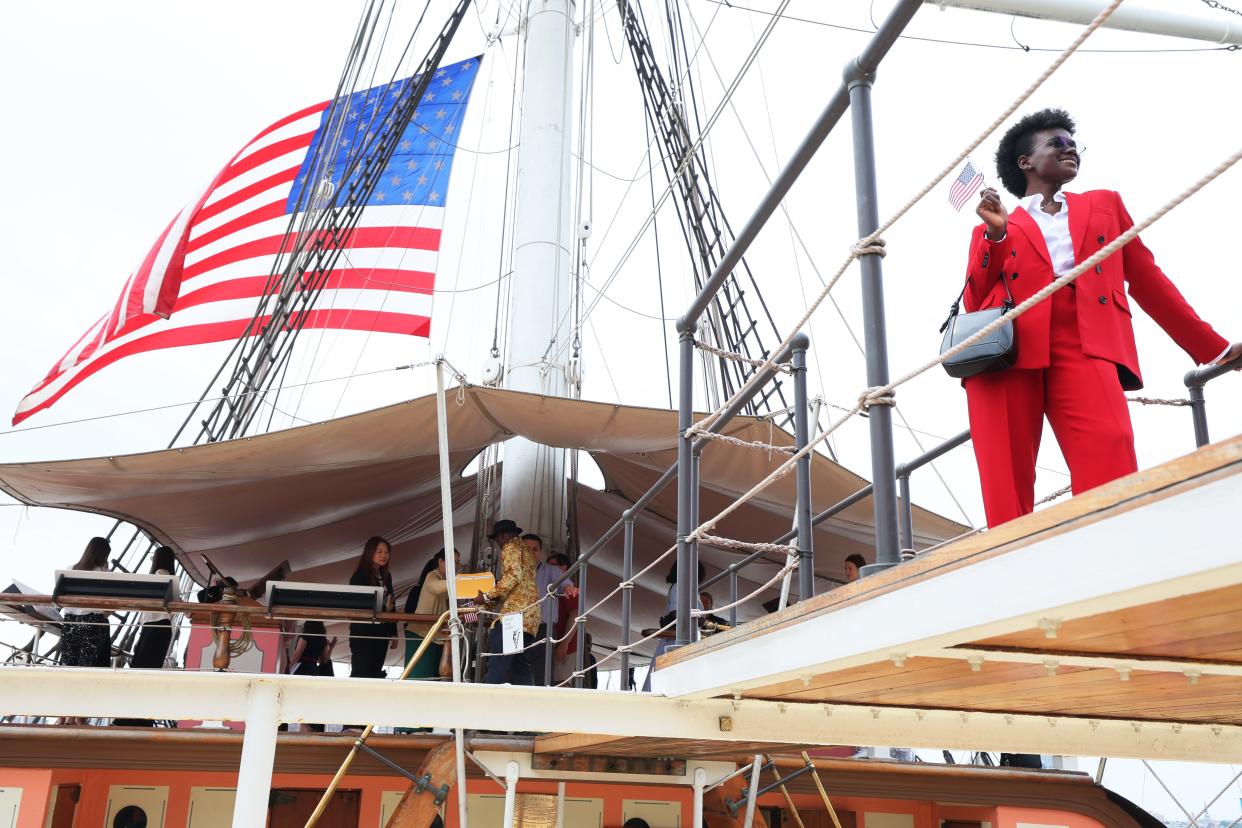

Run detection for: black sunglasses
[[1040, 135, 1086, 156]]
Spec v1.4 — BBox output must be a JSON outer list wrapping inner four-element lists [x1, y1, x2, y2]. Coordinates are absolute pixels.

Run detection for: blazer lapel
[[1065, 191, 1089, 263], [1009, 207, 1052, 268]]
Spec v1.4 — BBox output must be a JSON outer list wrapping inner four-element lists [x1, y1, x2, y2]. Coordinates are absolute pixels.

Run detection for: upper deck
[[651, 433, 1242, 761]]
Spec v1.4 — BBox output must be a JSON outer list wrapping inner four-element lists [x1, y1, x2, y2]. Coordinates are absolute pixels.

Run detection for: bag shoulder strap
[[940, 267, 1015, 333]]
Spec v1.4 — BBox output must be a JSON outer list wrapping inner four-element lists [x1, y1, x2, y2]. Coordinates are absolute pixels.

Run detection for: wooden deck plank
[[974, 584, 1242, 658]]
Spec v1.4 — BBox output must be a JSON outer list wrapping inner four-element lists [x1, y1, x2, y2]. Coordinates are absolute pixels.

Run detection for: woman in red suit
[[964, 108, 1240, 528]]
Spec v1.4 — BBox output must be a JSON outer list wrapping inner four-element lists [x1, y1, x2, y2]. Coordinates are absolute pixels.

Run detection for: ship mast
[[497, 0, 578, 547]]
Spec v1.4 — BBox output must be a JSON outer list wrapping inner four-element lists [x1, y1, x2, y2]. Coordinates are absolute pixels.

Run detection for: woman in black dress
[[59, 537, 113, 669], [348, 535, 396, 679]]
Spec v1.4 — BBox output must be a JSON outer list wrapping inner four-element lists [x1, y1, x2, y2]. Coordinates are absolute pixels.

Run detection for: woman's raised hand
[[976, 187, 1008, 241]]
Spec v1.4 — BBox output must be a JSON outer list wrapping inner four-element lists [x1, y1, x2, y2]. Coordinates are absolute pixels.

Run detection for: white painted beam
[[1, 666, 1240, 763], [929, 0, 1242, 46], [693, 767, 707, 828], [502, 761, 520, 828], [651, 470, 1242, 700], [232, 682, 281, 827]]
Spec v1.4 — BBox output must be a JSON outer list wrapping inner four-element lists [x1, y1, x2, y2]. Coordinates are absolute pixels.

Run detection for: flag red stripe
[[120, 213, 180, 326], [182, 226, 442, 281], [186, 201, 289, 255], [215, 132, 316, 188], [195, 167, 301, 225], [174, 269, 435, 311], [13, 310, 430, 425], [245, 102, 328, 147]]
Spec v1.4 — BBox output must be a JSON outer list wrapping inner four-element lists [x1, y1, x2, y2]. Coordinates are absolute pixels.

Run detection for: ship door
[[48, 784, 81, 828], [268, 788, 360, 828]]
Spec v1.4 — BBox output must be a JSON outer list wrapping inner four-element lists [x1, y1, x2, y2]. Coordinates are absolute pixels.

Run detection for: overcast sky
[[1, 0, 1240, 817]]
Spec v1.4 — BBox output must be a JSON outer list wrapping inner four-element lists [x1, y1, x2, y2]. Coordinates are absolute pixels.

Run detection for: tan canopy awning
[[0, 386, 966, 650]]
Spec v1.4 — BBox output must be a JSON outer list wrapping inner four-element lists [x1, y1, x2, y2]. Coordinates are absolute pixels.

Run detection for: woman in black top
[[115, 546, 181, 727], [348, 535, 396, 679], [130, 546, 177, 669], [291, 621, 335, 677]]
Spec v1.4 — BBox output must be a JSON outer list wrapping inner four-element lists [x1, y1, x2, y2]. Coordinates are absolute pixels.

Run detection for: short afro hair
[[994, 108, 1076, 198]]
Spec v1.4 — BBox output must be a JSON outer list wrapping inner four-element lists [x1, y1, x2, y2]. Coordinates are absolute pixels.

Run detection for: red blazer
[[963, 189, 1226, 390]]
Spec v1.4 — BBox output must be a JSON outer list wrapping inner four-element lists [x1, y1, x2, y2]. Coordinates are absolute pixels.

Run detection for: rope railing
[[1128, 396, 1192, 407], [689, 0, 1125, 438], [694, 339, 793, 374], [691, 430, 796, 456]]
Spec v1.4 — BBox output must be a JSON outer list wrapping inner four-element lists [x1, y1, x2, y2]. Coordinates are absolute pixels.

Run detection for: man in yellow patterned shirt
[[482, 518, 539, 685]]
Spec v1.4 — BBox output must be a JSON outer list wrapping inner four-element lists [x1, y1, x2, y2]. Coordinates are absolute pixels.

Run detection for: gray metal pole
[[845, 63, 901, 576], [620, 511, 635, 691], [1187, 383, 1210, 448], [543, 602, 555, 686], [691, 447, 702, 622], [573, 559, 588, 689], [791, 333, 814, 601], [897, 472, 913, 554], [728, 568, 738, 628], [675, 331, 696, 646]]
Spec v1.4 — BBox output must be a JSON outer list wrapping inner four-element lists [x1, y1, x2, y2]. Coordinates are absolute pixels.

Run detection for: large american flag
[[948, 160, 984, 212], [14, 56, 481, 425]]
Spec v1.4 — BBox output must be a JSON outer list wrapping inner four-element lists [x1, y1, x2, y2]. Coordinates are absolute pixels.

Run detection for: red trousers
[[964, 287, 1138, 528]]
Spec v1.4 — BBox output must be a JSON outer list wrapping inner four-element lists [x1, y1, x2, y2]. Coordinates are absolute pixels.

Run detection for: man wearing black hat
[[482, 519, 540, 684]]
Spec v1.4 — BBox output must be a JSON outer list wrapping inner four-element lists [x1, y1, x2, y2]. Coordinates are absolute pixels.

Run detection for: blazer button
[[1099, 295, 1108, 304], [1011, 250, 1017, 258], [1095, 265, 1103, 274], [1097, 234, 1106, 244], [1010, 272, 1019, 280]]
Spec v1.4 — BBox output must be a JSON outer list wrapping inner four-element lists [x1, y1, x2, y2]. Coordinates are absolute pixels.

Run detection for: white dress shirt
[[1021, 191, 1075, 278]]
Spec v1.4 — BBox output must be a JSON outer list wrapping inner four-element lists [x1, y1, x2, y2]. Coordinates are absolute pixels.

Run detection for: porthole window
[[113, 804, 148, 828]]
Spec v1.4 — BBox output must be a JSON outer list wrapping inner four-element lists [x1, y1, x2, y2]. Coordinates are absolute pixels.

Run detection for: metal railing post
[[691, 446, 702, 626], [1187, 382, 1210, 448], [791, 333, 814, 600], [846, 62, 901, 576], [620, 511, 635, 691], [573, 559, 589, 688], [675, 330, 696, 646], [1183, 354, 1241, 449], [728, 568, 738, 628], [897, 471, 914, 555], [543, 603, 555, 686]]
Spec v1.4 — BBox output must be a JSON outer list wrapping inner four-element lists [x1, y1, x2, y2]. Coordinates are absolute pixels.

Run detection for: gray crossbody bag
[[939, 272, 1018, 379]]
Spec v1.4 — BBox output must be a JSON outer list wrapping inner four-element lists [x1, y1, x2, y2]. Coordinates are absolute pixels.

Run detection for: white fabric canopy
[[0, 387, 966, 656]]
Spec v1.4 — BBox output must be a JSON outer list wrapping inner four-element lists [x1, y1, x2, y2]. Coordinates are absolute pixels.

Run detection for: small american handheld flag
[[949, 160, 985, 212]]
